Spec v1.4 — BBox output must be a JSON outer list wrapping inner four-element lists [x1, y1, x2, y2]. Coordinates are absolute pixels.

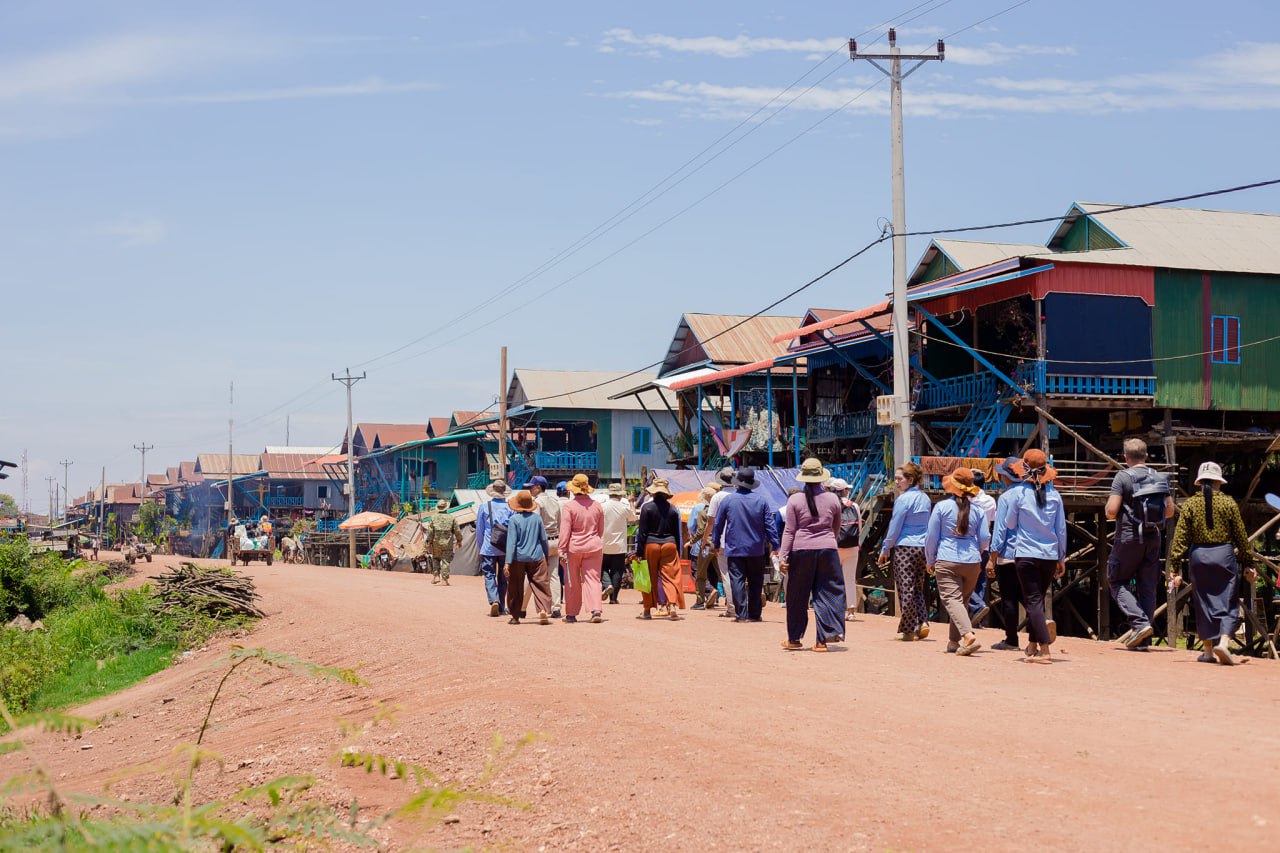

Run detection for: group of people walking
[[466, 438, 1260, 666]]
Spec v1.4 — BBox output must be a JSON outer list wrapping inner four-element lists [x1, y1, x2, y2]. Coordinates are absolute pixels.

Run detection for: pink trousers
[[564, 550, 603, 616]]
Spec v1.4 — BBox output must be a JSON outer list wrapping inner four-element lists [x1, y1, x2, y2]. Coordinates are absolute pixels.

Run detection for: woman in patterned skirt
[[877, 462, 934, 641]]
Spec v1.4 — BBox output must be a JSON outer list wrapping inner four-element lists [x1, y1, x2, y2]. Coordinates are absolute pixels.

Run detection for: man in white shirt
[[601, 482, 637, 604], [968, 468, 998, 626]]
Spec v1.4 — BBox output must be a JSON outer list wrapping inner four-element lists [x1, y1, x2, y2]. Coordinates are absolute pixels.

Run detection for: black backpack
[[487, 502, 511, 551], [836, 503, 862, 548], [1124, 467, 1169, 539]]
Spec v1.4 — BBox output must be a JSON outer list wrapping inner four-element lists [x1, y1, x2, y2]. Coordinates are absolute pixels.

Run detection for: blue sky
[[5, 0, 1280, 507]]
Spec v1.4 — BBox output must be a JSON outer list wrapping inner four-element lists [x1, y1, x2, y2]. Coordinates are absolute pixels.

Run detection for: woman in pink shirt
[[558, 473, 605, 623], [778, 458, 846, 652]]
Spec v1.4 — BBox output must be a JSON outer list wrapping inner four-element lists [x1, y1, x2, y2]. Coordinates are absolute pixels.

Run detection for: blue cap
[[555, 480, 569, 495], [523, 475, 549, 489]]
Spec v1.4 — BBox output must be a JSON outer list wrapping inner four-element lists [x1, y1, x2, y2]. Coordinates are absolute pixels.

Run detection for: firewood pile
[[150, 562, 265, 619]]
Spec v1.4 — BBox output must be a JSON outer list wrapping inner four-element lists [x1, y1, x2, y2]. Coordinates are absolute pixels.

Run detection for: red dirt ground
[[5, 553, 1278, 851]]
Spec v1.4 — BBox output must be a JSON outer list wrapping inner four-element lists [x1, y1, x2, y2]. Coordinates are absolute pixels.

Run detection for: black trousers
[[601, 553, 626, 602], [995, 561, 1023, 645], [728, 554, 768, 620], [1015, 557, 1056, 645]]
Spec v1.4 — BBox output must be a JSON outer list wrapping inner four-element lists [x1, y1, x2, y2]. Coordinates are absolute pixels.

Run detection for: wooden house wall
[[1153, 269, 1280, 411]]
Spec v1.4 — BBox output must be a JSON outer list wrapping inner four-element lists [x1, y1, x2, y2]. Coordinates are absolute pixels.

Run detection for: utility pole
[[332, 368, 366, 569], [100, 466, 106, 538], [45, 476, 56, 527], [850, 29, 943, 469], [498, 347, 508, 483], [58, 459, 73, 520], [133, 444, 153, 521]]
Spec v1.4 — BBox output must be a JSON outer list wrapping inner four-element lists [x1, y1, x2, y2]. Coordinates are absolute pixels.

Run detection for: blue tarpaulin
[[649, 467, 803, 510]]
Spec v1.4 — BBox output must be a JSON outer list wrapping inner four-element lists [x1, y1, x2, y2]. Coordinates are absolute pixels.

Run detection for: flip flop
[[812, 642, 829, 653], [781, 640, 803, 651]]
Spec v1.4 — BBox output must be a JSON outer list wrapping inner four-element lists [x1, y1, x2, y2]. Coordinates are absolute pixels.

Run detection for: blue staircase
[[943, 382, 1013, 458]]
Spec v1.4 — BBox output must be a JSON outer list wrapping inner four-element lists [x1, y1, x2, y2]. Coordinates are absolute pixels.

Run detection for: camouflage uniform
[[427, 504, 461, 583]]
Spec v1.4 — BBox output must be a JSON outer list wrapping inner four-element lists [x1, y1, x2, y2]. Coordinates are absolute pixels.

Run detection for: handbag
[[632, 558, 652, 594]]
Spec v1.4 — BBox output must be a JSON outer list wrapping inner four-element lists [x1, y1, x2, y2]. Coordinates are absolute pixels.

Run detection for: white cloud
[[612, 41, 1280, 120], [601, 28, 844, 59], [113, 78, 440, 106], [94, 216, 167, 247], [564, 36, 581, 48]]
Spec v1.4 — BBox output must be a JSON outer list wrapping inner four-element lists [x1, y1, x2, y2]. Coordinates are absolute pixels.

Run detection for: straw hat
[[943, 467, 981, 498], [509, 490, 536, 512], [646, 478, 674, 498], [796, 458, 831, 484], [568, 473, 593, 495], [435, 499, 449, 511], [698, 485, 718, 502], [1012, 448, 1057, 483], [1195, 461, 1226, 485], [485, 479, 509, 498], [607, 482, 627, 497]]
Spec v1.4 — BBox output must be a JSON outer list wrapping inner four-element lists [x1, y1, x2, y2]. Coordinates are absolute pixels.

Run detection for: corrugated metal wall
[[1044, 293, 1152, 376], [1153, 269, 1280, 411]]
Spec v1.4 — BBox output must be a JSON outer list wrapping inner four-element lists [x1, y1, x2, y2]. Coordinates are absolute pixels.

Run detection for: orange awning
[[338, 511, 396, 531], [772, 301, 890, 344], [667, 357, 777, 392]]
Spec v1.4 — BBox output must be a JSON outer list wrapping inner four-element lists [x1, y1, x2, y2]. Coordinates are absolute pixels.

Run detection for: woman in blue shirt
[[925, 468, 991, 656], [877, 461, 934, 640], [1004, 449, 1067, 663]]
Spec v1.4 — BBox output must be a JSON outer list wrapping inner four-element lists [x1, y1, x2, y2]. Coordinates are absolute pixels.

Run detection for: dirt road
[[7, 554, 1279, 850]]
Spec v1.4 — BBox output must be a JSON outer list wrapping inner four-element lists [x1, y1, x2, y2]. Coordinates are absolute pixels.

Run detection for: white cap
[[824, 478, 850, 492]]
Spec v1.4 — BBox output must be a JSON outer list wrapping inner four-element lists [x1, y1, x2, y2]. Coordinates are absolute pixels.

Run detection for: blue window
[[631, 426, 652, 454], [1210, 315, 1241, 364]]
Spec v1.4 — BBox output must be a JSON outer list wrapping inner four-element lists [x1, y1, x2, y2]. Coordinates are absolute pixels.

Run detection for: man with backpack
[[476, 480, 513, 617], [1105, 439, 1176, 649]]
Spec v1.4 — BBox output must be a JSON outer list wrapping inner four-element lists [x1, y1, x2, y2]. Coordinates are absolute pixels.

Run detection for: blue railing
[[534, 451, 598, 470], [929, 421, 1060, 441], [466, 471, 490, 489], [264, 495, 303, 507], [807, 411, 875, 442], [917, 371, 1001, 410], [318, 520, 342, 532], [1018, 361, 1154, 396]]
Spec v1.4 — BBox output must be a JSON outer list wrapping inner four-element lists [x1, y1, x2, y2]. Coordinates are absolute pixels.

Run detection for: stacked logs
[[150, 562, 265, 619]]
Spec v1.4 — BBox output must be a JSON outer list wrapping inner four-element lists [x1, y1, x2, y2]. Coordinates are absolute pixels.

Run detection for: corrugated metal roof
[[909, 240, 1045, 285], [263, 445, 336, 456], [1035, 203, 1280, 274], [427, 418, 452, 438], [659, 313, 802, 377], [259, 453, 334, 481], [178, 461, 202, 483], [509, 369, 665, 411], [196, 454, 261, 477]]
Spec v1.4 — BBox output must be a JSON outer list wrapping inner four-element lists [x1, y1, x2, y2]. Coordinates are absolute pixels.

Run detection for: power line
[[944, 0, 1037, 40], [915, 326, 1280, 365]]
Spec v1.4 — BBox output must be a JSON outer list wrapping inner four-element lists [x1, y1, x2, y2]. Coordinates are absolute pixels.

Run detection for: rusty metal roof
[[659, 313, 802, 377], [196, 454, 261, 478], [427, 418, 452, 438], [259, 452, 333, 481]]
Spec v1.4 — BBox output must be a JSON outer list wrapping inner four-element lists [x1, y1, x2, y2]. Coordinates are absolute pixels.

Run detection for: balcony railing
[[806, 411, 875, 442], [534, 451, 598, 471], [917, 371, 1001, 410], [1019, 361, 1155, 397], [263, 495, 303, 507]]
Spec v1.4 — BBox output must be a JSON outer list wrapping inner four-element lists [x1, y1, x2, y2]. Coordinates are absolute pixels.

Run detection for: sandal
[[590, 611, 602, 623], [813, 642, 829, 653], [538, 612, 550, 625], [781, 640, 803, 651], [667, 608, 679, 620], [636, 611, 652, 620], [507, 617, 520, 625]]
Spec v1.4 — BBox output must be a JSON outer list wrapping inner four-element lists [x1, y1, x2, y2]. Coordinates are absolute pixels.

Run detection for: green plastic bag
[[632, 559, 652, 594]]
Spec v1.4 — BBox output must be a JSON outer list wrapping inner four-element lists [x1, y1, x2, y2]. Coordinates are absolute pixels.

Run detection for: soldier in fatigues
[[427, 500, 463, 585]]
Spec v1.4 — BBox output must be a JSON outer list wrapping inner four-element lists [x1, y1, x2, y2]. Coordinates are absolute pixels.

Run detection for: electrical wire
[[914, 327, 1280, 365]]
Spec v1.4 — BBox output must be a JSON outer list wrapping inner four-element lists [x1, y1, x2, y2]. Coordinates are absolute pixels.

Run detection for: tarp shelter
[[649, 468, 802, 512]]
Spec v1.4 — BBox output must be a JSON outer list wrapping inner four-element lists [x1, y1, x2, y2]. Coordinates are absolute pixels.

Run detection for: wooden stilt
[[1096, 510, 1111, 641]]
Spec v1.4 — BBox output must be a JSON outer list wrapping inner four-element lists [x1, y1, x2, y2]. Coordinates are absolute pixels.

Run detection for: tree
[[0, 493, 18, 518]]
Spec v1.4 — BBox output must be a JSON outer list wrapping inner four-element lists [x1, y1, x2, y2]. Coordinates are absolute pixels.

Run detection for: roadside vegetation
[[0, 539, 254, 728]]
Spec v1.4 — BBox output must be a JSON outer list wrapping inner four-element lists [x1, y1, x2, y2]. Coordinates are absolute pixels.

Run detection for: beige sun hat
[[485, 479, 509, 498], [646, 478, 674, 497], [796, 457, 831, 484], [1195, 461, 1226, 485]]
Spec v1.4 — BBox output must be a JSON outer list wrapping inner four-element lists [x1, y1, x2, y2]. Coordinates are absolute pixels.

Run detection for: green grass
[[26, 642, 176, 713]]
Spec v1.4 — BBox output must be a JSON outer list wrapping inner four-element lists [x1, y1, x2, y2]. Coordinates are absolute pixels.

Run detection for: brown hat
[[646, 478, 674, 498], [509, 490, 536, 512], [568, 473, 593, 495], [943, 466, 981, 498], [1012, 448, 1057, 483]]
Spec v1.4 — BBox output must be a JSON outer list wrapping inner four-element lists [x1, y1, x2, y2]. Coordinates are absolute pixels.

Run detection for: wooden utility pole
[[850, 29, 943, 469], [332, 368, 367, 569], [498, 346, 508, 482]]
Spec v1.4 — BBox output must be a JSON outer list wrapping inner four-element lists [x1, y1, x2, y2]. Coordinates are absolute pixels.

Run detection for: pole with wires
[[58, 459, 73, 520], [850, 28, 943, 469], [332, 368, 366, 569]]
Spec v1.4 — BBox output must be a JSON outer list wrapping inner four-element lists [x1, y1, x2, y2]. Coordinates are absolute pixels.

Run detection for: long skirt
[[891, 546, 928, 634], [642, 541, 684, 610], [1189, 543, 1240, 644], [785, 549, 846, 643]]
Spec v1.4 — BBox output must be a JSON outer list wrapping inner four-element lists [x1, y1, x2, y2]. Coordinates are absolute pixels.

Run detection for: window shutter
[[1211, 315, 1224, 360], [1227, 316, 1240, 363]]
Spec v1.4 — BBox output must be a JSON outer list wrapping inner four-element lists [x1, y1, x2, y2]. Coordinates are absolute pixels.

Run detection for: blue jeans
[[481, 554, 507, 612]]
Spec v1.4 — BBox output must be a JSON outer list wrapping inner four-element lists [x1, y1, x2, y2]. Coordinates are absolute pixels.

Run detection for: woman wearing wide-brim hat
[[779, 459, 847, 651], [925, 468, 991, 656], [1168, 461, 1257, 665], [634, 478, 685, 619], [559, 473, 605, 623], [1003, 449, 1067, 663]]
